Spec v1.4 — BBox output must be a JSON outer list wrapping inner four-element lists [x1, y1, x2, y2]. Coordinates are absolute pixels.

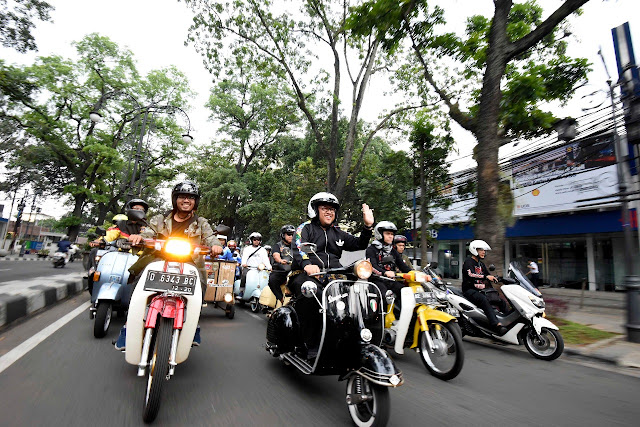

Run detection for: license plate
[[144, 271, 196, 295]]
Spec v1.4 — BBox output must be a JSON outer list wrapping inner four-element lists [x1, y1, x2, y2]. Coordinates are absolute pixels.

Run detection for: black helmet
[[393, 235, 408, 245], [280, 224, 295, 240], [171, 181, 200, 210], [126, 198, 149, 212], [125, 198, 148, 222]]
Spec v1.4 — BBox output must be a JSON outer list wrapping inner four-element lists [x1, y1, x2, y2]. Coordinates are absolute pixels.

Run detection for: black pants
[[371, 277, 405, 311], [239, 268, 248, 291], [463, 288, 508, 327], [289, 273, 323, 351], [268, 270, 289, 301]]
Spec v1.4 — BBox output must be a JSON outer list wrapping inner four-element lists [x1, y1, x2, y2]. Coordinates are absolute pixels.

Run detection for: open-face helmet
[[393, 235, 408, 246], [249, 232, 262, 242], [125, 198, 148, 222], [307, 192, 340, 221], [171, 181, 200, 210], [469, 239, 491, 256], [280, 224, 296, 240], [374, 221, 397, 241]]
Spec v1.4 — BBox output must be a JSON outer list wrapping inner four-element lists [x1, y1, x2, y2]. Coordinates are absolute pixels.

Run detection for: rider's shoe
[[114, 326, 126, 351], [493, 325, 508, 335], [192, 326, 201, 347]]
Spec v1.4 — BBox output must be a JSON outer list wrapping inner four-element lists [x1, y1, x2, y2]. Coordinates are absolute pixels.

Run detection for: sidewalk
[[446, 278, 640, 371], [0, 254, 50, 261]]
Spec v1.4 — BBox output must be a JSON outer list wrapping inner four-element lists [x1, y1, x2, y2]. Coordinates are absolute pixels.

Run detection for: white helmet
[[249, 232, 262, 241], [469, 239, 491, 256], [307, 192, 340, 220], [374, 221, 397, 241]]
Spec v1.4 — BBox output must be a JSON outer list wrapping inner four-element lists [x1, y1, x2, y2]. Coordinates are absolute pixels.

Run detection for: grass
[[547, 315, 621, 346]]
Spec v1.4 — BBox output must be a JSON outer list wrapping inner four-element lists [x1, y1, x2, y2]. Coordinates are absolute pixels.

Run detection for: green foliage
[[0, 0, 54, 53]]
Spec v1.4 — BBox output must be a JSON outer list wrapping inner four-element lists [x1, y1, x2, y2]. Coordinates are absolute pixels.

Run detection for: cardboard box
[[204, 260, 237, 302]]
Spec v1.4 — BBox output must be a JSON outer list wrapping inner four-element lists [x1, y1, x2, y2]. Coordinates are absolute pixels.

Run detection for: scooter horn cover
[[266, 306, 301, 353]]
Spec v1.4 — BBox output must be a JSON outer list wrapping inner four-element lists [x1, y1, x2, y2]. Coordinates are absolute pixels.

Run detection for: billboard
[[511, 133, 619, 216]]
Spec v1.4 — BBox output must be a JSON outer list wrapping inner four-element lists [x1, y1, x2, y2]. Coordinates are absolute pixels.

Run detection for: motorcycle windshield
[[423, 266, 446, 289], [508, 261, 542, 297]]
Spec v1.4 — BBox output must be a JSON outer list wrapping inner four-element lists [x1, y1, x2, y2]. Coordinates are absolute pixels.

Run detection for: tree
[[0, 34, 194, 239], [183, 0, 426, 200], [349, 0, 591, 272], [0, 0, 54, 52]]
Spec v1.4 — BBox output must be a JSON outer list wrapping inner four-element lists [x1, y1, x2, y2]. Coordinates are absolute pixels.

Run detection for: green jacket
[[142, 212, 222, 248]]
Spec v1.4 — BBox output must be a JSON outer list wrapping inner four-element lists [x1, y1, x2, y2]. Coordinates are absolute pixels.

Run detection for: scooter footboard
[[352, 344, 404, 387]]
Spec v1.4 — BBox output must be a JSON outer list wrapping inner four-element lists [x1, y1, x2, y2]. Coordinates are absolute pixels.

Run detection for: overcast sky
[[1, 0, 638, 219]]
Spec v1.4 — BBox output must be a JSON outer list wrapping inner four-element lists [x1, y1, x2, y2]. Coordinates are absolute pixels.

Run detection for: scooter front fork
[[137, 328, 154, 376]]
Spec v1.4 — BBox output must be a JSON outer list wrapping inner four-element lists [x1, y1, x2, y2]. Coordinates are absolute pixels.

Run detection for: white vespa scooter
[[125, 237, 210, 423], [445, 262, 564, 360]]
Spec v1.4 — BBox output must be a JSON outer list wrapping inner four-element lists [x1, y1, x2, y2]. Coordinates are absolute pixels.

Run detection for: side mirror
[[96, 227, 106, 237], [300, 242, 317, 253], [385, 290, 395, 306], [301, 281, 318, 298], [489, 264, 496, 271]]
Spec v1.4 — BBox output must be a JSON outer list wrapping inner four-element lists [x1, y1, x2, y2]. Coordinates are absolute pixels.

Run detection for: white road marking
[[0, 301, 91, 375], [247, 311, 266, 322], [0, 269, 11, 272]]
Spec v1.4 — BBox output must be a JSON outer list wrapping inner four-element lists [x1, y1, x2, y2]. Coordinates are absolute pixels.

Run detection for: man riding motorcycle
[[462, 239, 508, 335], [57, 235, 72, 264], [290, 192, 374, 359], [267, 224, 295, 302], [239, 232, 271, 294], [114, 181, 223, 350], [365, 221, 411, 310], [393, 235, 412, 271]]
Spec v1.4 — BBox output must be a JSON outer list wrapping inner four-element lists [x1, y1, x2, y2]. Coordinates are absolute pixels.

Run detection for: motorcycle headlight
[[94, 256, 102, 262], [354, 259, 373, 279], [528, 295, 545, 309], [258, 263, 265, 271], [224, 292, 233, 303], [164, 239, 192, 256]]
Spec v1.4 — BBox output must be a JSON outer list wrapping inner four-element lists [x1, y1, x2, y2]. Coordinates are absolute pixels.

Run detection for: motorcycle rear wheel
[[226, 304, 235, 319], [419, 321, 465, 381], [345, 375, 390, 427], [93, 302, 112, 338], [523, 327, 564, 361], [142, 317, 172, 423]]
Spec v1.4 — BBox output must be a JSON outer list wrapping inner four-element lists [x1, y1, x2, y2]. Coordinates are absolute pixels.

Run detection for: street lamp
[[89, 91, 194, 198]]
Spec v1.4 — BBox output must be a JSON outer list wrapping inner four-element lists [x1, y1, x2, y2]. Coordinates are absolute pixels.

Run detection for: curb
[[0, 257, 51, 262], [0, 278, 87, 329]]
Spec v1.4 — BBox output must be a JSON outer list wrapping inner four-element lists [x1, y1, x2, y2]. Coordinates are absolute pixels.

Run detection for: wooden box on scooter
[[204, 260, 236, 302]]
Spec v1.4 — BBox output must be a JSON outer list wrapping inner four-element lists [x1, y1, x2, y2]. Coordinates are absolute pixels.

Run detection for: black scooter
[[266, 243, 403, 427]]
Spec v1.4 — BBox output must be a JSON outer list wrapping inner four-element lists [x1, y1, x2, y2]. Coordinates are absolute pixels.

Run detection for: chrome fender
[[532, 316, 559, 335]]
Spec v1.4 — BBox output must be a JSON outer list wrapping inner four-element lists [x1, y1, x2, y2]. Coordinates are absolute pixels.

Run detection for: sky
[[1, 0, 639, 220]]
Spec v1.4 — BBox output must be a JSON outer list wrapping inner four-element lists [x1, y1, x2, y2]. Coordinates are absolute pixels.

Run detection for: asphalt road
[[0, 294, 638, 426], [0, 258, 85, 283]]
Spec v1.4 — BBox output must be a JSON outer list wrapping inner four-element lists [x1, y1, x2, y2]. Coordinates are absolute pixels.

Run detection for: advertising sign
[[512, 133, 619, 216]]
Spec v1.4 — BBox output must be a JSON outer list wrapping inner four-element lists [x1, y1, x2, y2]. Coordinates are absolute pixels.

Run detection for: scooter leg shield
[[394, 287, 416, 355]]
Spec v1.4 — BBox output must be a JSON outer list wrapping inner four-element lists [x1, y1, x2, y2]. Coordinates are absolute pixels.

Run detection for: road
[[0, 290, 638, 426], [0, 258, 85, 283]]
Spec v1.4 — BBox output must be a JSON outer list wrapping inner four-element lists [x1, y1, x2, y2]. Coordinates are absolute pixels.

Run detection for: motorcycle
[[381, 270, 464, 381], [266, 243, 403, 427], [234, 264, 270, 313], [124, 237, 210, 422], [89, 239, 138, 338], [445, 261, 564, 361], [52, 251, 67, 268]]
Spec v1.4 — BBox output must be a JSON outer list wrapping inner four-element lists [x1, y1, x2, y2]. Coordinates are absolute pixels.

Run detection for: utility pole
[[9, 196, 26, 254]]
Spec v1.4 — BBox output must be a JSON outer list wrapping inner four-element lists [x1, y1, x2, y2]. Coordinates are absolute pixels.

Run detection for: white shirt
[[528, 261, 539, 274], [241, 245, 272, 270]]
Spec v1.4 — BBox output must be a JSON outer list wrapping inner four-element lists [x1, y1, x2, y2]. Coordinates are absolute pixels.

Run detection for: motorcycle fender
[[251, 289, 262, 299], [358, 344, 403, 386], [532, 316, 559, 335], [412, 306, 457, 349], [95, 282, 123, 302]]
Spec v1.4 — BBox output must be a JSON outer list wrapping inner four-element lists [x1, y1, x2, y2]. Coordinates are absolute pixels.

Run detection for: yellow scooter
[[382, 270, 464, 381]]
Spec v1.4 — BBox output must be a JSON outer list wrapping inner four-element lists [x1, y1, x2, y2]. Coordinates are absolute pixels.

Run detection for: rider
[[267, 225, 295, 302], [290, 192, 374, 359], [215, 224, 235, 261], [239, 232, 271, 295], [462, 240, 508, 335], [227, 239, 242, 279], [57, 235, 72, 264], [365, 221, 411, 310], [393, 235, 412, 271], [115, 181, 223, 350]]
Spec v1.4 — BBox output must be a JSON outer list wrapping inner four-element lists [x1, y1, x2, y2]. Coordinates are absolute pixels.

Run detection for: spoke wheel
[[523, 327, 564, 360], [419, 321, 464, 381], [93, 302, 112, 338], [142, 317, 173, 423], [345, 375, 390, 427]]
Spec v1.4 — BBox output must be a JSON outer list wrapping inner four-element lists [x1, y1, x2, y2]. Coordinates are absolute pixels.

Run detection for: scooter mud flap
[[394, 287, 416, 355], [532, 316, 558, 335], [356, 344, 403, 387]]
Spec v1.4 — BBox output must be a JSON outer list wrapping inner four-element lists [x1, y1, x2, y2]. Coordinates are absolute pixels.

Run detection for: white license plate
[[143, 271, 196, 295]]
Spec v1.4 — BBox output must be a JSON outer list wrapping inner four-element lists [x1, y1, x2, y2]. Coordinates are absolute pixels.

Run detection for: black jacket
[[461, 256, 491, 293], [365, 244, 411, 276], [292, 220, 372, 270]]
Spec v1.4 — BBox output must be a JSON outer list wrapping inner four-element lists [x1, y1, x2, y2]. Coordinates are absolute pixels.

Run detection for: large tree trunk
[[67, 195, 86, 242], [474, 0, 511, 274]]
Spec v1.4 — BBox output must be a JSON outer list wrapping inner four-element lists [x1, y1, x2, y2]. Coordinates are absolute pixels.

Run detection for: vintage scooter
[[378, 263, 464, 381], [125, 237, 210, 423], [266, 243, 403, 427], [89, 238, 138, 338], [234, 264, 270, 312], [445, 262, 564, 361]]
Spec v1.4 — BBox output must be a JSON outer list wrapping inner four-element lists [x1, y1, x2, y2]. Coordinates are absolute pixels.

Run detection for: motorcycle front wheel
[[345, 375, 390, 427], [419, 321, 465, 381], [142, 317, 173, 423], [250, 297, 261, 313], [523, 327, 564, 361], [93, 302, 112, 338]]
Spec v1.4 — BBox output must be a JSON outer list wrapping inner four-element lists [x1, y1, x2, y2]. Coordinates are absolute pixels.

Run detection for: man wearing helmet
[[214, 224, 235, 261], [239, 232, 272, 295], [366, 221, 412, 309], [290, 192, 374, 358], [462, 240, 508, 334], [267, 225, 296, 302], [227, 240, 242, 279], [393, 235, 412, 270]]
